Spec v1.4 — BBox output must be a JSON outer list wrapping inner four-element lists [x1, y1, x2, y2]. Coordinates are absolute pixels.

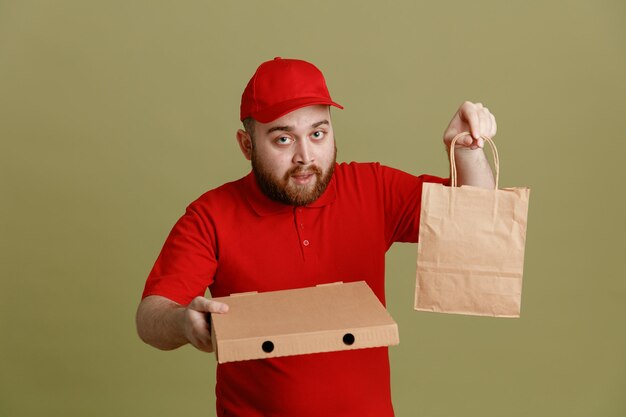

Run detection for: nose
[[292, 139, 315, 165]]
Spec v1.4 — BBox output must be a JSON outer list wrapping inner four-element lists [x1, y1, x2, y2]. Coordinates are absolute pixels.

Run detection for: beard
[[251, 146, 337, 207]]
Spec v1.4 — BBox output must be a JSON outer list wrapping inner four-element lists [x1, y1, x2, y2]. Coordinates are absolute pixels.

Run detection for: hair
[[242, 117, 256, 142]]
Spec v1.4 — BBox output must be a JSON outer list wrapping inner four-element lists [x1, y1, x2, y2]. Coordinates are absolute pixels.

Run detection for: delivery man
[[136, 57, 497, 416]]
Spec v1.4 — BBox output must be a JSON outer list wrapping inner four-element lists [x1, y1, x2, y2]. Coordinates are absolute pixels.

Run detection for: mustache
[[284, 165, 323, 178]]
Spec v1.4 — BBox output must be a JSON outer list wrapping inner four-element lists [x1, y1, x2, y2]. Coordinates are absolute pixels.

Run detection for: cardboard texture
[[415, 132, 530, 317], [210, 281, 399, 363]]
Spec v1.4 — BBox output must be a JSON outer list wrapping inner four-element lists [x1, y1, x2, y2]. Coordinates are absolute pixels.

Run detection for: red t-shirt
[[143, 162, 447, 417]]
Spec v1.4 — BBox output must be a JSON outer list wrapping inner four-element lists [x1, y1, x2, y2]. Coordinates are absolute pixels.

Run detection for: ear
[[236, 129, 253, 160]]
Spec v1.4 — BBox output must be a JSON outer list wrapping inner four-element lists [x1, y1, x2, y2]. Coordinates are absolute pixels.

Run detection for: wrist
[[174, 306, 191, 345]]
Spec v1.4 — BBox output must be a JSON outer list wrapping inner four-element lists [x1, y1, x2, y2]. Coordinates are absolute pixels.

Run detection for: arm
[[443, 101, 497, 189], [136, 294, 228, 353]]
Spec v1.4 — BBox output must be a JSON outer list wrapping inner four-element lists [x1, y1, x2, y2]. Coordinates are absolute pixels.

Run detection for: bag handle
[[449, 131, 500, 189]]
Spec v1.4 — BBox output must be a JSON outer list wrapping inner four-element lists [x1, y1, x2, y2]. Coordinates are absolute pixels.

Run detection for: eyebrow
[[266, 119, 329, 135]]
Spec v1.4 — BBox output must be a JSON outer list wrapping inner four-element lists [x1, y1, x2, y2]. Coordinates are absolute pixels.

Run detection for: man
[[136, 57, 496, 416]]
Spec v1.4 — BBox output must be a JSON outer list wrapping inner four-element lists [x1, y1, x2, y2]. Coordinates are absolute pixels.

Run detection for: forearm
[[449, 147, 495, 189], [136, 295, 188, 350]]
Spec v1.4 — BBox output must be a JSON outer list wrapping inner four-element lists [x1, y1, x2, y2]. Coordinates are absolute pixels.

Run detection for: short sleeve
[[380, 165, 449, 246], [142, 204, 217, 305]]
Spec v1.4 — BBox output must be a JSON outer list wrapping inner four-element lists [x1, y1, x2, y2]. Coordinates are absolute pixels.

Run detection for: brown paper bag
[[415, 132, 530, 317]]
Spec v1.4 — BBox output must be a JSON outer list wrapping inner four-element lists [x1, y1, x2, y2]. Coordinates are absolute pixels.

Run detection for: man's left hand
[[443, 101, 497, 150]]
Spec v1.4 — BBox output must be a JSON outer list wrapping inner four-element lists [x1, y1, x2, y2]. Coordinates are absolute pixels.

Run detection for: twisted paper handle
[[449, 131, 500, 189]]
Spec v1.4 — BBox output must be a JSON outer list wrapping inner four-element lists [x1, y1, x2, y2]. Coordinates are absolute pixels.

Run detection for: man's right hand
[[136, 294, 228, 353], [182, 296, 229, 352]]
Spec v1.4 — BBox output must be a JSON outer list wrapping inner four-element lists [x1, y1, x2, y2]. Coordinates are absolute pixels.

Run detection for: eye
[[311, 131, 325, 140], [275, 136, 294, 145]]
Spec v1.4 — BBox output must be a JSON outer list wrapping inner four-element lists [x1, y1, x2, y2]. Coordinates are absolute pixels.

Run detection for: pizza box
[[210, 281, 399, 363]]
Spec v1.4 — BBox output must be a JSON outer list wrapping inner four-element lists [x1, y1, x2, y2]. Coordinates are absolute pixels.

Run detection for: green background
[[2, 1, 624, 416]]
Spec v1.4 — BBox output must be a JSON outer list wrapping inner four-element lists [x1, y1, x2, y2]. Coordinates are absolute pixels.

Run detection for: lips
[[292, 172, 313, 178], [291, 172, 314, 184], [285, 165, 322, 185]]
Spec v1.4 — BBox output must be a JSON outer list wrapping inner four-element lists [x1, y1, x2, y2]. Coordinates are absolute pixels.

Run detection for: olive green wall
[[2, 1, 624, 416]]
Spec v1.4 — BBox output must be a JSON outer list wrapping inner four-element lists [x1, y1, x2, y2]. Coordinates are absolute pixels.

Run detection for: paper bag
[[415, 132, 530, 317]]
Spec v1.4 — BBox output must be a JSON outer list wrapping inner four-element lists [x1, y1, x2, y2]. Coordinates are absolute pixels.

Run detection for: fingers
[[184, 307, 214, 352], [459, 101, 496, 148], [184, 297, 229, 352], [188, 296, 229, 314], [490, 112, 497, 138], [461, 101, 482, 141], [477, 108, 491, 148], [208, 299, 229, 313]]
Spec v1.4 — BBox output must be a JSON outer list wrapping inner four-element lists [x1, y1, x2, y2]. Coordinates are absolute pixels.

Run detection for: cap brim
[[250, 97, 344, 123]]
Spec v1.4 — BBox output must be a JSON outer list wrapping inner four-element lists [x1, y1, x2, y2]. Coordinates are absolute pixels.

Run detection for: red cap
[[240, 57, 343, 123]]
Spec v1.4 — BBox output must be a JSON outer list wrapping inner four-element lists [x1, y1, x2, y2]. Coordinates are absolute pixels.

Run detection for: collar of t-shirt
[[244, 169, 337, 216]]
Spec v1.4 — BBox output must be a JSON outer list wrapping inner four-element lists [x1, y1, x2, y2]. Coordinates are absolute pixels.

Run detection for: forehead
[[257, 105, 331, 133]]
